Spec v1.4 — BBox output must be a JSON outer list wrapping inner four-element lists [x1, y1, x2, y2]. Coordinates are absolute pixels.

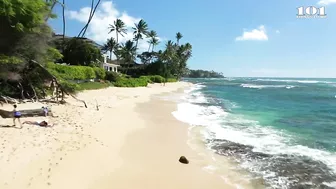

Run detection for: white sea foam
[[172, 84, 336, 184], [240, 84, 295, 89], [256, 78, 335, 84]]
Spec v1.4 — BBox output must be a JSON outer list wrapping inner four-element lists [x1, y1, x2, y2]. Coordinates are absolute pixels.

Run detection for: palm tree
[[108, 19, 127, 44], [165, 40, 175, 53], [176, 32, 183, 45], [147, 30, 157, 52], [119, 40, 137, 74], [103, 38, 118, 60], [132, 19, 149, 54], [148, 37, 159, 52]]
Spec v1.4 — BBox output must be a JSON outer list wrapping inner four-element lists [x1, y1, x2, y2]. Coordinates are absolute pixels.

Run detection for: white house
[[102, 55, 120, 72]]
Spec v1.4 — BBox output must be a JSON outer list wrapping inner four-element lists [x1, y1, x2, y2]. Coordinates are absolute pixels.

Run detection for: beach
[[0, 82, 234, 189]]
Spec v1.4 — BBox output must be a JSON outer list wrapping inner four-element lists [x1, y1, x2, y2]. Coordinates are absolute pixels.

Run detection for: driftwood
[[0, 108, 54, 118], [0, 95, 18, 104], [0, 61, 88, 108]]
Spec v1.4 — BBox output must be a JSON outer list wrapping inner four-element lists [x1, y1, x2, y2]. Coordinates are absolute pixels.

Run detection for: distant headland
[[183, 69, 225, 78]]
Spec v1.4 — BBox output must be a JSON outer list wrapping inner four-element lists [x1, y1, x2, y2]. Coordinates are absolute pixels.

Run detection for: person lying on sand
[[23, 120, 53, 127]]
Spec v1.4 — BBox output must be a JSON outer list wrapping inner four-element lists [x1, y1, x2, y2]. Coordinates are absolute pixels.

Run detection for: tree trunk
[[45, 1, 57, 22], [148, 44, 151, 52], [110, 50, 112, 60], [62, 0, 66, 51], [78, 0, 102, 37], [62, 0, 66, 37], [116, 32, 119, 44], [18, 82, 25, 100], [0, 108, 54, 118]]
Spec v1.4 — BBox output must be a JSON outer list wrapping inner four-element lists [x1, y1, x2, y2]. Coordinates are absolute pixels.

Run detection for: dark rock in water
[[179, 156, 189, 164]]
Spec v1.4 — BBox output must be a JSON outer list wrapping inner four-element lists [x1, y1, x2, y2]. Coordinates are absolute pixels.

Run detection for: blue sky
[[49, 0, 336, 78]]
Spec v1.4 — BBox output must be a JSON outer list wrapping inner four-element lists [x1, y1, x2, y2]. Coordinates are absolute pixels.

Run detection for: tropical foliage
[[0, 0, 194, 102]]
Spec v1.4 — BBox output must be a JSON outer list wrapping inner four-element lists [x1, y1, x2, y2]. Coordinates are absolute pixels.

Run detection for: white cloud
[[67, 1, 160, 52], [235, 25, 268, 41], [317, 0, 336, 5], [275, 30, 280, 34]]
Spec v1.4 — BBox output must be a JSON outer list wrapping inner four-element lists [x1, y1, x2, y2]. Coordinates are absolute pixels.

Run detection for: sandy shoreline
[[0, 82, 234, 189]]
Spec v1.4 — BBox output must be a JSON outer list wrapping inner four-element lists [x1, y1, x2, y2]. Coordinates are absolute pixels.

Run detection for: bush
[[78, 82, 111, 90], [93, 67, 106, 79], [166, 78, 178, 82], [139, 75, 165, 83], [105, 71, 121, 82], [113, 77, 148, 87], [46, 63, 96, 80], [150, 75, 165, 83], [139, 76, 152, 83], [59, 80, 80, 94]]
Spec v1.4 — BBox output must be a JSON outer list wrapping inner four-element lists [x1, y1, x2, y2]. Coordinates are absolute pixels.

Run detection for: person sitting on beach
[[13, 104, 22, 128], [23, 120, 52, 127]]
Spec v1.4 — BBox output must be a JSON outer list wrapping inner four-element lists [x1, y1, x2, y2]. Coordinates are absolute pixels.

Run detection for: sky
[[49, 0, 336, 78]]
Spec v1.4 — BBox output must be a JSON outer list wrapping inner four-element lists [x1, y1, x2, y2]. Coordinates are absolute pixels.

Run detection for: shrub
[[59, 80, 80, 94], [166, 78, 178, 82], [46, 63, 96, 80], [105, 71, 121, 82], [113, 77, 148, 87], [93, 67, 106, 79], [149, 75, 165, 83], [139, 75, 165, 83], [78, 82, 111, 90], [139, 76, 152, 83]]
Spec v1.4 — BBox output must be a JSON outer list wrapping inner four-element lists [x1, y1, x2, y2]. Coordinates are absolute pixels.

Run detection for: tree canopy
[[0, 0, 198, 102]]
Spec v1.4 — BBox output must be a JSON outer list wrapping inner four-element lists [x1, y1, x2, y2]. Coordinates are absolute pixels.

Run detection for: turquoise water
[[174, 78, 336, 189]]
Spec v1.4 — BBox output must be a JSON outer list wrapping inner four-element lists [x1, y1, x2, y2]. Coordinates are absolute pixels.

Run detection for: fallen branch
[[0, 95, 18, 104]]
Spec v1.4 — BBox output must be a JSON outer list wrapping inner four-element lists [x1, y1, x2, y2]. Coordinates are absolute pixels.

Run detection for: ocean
[[173, 78, 336, 189]]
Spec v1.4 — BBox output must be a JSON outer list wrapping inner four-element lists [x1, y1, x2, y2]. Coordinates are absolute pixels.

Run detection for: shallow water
[[173, 78, 336, 189]]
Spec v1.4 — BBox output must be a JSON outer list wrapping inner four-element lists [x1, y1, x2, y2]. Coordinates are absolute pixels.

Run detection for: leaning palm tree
[[132, 19, 149, 54], [146, 30, 157, 52], [103, 38, 118, 60], [108, 19, 127, 44], [176, 32, 183, 45], [119, 40, 137, 74]]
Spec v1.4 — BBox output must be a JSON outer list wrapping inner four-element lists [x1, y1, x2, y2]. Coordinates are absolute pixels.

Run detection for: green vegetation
[[78, 82, 111, 90], [0, 0, 195, 103], [183, 69, 224, 78], [113, 77, 148, 87]]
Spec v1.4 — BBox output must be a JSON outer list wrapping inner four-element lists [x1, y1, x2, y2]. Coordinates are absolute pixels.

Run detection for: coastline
[[0, 82, 234, 189]]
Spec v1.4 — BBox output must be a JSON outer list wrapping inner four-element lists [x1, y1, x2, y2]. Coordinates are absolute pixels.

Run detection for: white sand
[[0, 82, 234, 189]]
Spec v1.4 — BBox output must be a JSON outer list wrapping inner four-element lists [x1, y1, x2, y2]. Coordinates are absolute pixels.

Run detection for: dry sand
[[0, 82, 234, 189]]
